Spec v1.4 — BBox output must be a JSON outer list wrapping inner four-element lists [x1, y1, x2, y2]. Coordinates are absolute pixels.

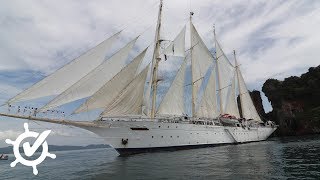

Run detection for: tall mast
[[190, 12, 196, 117], [150, 0, 163, 118], [234, 50, 244, 118], [214, 26, 224, 115]]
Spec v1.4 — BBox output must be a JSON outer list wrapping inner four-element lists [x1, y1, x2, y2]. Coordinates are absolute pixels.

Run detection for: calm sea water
[[0, 135, 320, 180]]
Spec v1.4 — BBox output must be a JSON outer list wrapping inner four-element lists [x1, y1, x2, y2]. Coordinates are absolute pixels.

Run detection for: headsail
[[224, 71, 240, 118], [215, 39, 235, 114], [7, 31, 121, 104], [236, 65, 262, 122], [40, 37, 138, 111], [101, 64, 150, 117], [74, 48, 147, 114], [163, 26, 186, 57], [190, 22, 214, 112], [157, 59, 187, 116], [196, 66, 219, 118]]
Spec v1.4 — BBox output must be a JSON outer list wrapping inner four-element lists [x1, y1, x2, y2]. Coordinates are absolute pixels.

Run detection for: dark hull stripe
[[115, 141, 264, 156]]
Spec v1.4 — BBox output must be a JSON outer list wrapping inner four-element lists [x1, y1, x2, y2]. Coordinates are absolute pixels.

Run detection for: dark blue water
[[1, 135, 320, 179]]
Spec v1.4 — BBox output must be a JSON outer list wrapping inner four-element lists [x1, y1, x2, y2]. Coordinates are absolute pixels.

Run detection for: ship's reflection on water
[[90, 135, 320, 179], [1, 135, 319, 179]]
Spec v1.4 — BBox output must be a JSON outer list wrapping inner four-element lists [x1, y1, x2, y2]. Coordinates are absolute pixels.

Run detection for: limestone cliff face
[[262, 65, 320, 136]]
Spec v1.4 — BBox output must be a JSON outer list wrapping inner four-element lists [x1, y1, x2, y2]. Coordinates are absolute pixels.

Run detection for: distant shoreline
[[0, 144, 111, 154]]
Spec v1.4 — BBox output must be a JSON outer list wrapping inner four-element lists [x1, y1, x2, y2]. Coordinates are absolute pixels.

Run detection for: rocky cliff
[[262, 65, 320, 136]]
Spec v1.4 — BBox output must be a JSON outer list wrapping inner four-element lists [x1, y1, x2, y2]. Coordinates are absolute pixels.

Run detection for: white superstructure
[[2, 0, 277, 155]]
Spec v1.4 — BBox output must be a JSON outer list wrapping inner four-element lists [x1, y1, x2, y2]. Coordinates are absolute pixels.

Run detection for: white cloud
[[0, 130, 22, 141]]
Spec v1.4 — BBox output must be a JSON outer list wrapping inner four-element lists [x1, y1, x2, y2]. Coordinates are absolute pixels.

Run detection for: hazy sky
[[0, 0, 319, 147]]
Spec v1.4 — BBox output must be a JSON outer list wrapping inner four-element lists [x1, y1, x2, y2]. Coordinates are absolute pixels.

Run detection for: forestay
[[157, 59, 187, 116], [74, 48, 147, 113], [40, 37, 138, 111], [163, 26, 186, 57], [101, 64, 150, 117], [7, 31, 121, 104]]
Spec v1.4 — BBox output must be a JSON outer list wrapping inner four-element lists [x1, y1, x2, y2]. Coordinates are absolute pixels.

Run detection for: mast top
[[190, 12, 194, 21], [233, 50, 240, 68]]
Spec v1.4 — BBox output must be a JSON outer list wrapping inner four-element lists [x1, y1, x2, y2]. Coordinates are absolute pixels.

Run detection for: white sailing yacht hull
[[80, 119, 277, 155]]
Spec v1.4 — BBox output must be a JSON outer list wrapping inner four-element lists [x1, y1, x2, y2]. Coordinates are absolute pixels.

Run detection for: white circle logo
[[5, 123, 56, 175]]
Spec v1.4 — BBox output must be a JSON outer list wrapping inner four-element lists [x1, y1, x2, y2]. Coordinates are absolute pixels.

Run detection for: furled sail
[[215, 39, 235, 114], [157, 59, 187, 116], [40, 37, 138, 111], [7, 31, 121, 104], [237, 66, 262, 122], [196, 66, 219, 118], [101, 64, 150, 117], [224, 71, 240, 118], [74, 48, 147, 114], [190, 23, 214, 108], [163, 26, 186, 57]]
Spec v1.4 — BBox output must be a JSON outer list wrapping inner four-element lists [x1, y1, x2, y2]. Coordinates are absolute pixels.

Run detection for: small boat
[[219, 114, 241, 127], [0, 154, 8, 160]]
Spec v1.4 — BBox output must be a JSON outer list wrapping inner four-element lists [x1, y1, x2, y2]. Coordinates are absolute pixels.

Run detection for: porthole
[[168, 126, 169, 128], [177, 136, 179, 138], [161, 136, 163, 138], [170, 136, 172, 138], [159, 126, 161, 128], [152, 136, 154, 138]]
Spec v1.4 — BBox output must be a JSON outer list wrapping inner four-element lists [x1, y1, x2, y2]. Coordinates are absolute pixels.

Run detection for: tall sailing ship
[[1, 0, 277, 155]]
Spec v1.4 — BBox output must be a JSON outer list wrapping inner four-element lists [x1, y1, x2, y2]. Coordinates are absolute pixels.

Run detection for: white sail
[[101, 65, 150, 117], [163, 26, 186, 57], [74, 48, 147, 114], [7, 31, 121, 104], [196, 67, 219, 118], [157, 59, 187, 116], [190, 23, 214, 107], [224, 71, 240, 118], [237, 67, 262, 122], [40, 37, 138, 111], [142, 65, 152, 116], [215, 39, 235, 113]]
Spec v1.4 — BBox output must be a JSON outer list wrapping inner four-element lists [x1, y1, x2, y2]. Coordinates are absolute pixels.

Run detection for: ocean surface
[[1, 135, 320, 180]]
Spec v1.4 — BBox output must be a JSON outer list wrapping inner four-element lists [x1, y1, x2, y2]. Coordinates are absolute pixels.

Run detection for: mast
[[214, 26, 224, 115], [150, 0, 163, 118], [190, 12, 196, 117], [234, 50, 244, 118]]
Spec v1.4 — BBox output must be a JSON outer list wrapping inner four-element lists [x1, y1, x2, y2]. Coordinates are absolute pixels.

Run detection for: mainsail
[[40, 37, 138, 111], [74, 48, 147, 114], [236, 63, 262, 122], [190, 22, 214, 112], [196, 66, 219, 118], [157, 59, 187, 116], [163, 26, 186, 57], [7, 31, 121, 104], [101, 64, 150, 117], [224, 71, 240, 118]]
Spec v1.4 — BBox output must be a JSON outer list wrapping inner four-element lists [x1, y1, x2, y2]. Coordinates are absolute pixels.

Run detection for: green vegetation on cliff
[[262, 65, 320, 136]]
